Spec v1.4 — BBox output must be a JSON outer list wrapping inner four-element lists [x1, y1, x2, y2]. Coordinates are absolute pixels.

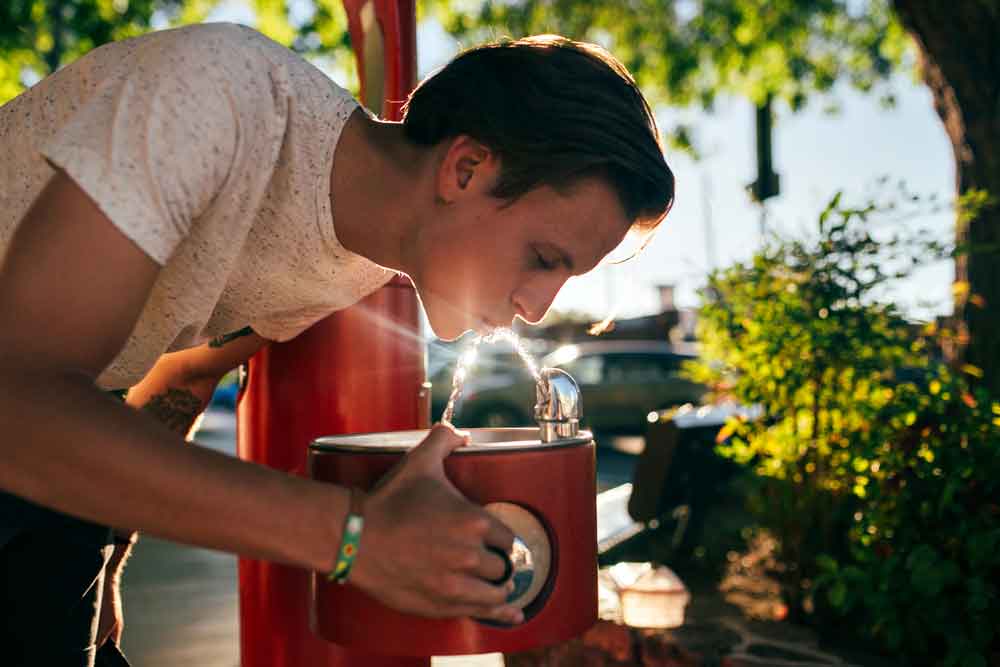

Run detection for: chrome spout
[[534, 367, 582, 442]]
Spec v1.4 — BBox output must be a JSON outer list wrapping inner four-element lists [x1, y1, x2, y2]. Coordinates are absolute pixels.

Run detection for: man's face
[[408, 173, 631, 341]]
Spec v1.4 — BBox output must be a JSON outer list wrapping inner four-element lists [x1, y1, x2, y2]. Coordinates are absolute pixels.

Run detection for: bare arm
[[0, 171, 521, 623], [0, 171, 345, 571], [98, 329, 268, 646], [126, 328, 268, 440], [105, 329, 269, 541]]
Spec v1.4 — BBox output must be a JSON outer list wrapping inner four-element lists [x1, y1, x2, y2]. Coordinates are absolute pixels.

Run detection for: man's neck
[[329, 110, 434, 274]]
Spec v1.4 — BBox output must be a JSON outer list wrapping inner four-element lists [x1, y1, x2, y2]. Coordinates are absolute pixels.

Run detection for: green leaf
[[959, 652, 987, 667], [827, 580, 848, 609], [816, 554, 839, 573], [432, 0, 910, 110]]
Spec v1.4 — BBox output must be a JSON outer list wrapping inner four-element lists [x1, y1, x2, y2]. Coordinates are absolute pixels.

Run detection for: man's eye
[[534, 248, 558, 271]]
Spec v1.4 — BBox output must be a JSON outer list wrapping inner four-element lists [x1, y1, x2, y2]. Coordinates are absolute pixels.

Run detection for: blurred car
[[433, 340, 707, 436], [208, 374, 239, 410]]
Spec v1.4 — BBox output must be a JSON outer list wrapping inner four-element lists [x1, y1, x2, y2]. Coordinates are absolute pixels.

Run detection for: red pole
[[236, 2, 425, 665], [343, 0, 417, 120]]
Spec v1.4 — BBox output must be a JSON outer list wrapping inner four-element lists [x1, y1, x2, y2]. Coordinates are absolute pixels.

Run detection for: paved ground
[[119, 409, 241, 666], [119, 409, 637, 666], [118, 535, 240, 666]]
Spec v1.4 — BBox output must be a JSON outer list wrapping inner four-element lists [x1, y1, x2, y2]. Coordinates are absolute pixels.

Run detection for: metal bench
[[595, 403, 762, 563], [629, 403, 761, 555], [596, 483, 650, 566]]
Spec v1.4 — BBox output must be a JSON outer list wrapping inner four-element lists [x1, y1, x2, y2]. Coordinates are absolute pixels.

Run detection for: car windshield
[[541, 345, 696, 386]]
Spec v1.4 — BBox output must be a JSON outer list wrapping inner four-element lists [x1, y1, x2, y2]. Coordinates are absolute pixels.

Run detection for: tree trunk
[[893, 0, 1000, 396]]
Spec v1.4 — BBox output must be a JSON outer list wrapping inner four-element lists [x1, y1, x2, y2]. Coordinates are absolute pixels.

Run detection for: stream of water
[[440, 327, 542, 425]]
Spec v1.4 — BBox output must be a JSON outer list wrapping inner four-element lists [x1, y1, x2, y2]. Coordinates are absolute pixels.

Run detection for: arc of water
[[440, 328, 543, 425]]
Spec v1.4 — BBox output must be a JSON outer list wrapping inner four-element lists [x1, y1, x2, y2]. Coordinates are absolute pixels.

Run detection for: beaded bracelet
[[328, 488, 365, 584]]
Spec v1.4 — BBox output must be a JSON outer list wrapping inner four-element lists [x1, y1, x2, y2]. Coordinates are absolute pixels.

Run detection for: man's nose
[[513, 277, 565, 324]]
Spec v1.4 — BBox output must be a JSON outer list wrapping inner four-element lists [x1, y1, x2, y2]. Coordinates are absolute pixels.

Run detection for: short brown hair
[[402, 35, 674, 234]]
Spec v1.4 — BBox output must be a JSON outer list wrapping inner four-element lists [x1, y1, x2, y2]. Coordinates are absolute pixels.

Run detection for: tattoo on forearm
[[209, 326, 254, 348], [143, 388, 204, 436]]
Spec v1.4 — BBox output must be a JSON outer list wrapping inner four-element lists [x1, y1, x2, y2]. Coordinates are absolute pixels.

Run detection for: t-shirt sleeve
[[41, 25, 287, 265]]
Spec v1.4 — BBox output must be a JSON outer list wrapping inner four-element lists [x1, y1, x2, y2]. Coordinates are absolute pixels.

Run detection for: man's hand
[[126, 327, 269, 442], [348, 423, 523, 624]]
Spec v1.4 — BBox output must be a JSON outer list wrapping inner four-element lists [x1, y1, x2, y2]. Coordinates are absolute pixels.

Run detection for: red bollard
[[236, 3, 423, 665]]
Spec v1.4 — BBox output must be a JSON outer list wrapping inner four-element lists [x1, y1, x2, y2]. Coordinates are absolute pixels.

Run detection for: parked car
[[208, 373, 239, 410], [433, 340, 707, 436]]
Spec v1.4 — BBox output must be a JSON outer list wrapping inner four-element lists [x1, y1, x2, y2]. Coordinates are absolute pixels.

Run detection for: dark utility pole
[[748, 94, 781, 238]]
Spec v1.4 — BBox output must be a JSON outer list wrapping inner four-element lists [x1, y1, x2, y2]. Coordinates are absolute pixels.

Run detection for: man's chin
[[434, 330, 466, 342], [428, 320, 475, 342], [428, 311, 502, 341]]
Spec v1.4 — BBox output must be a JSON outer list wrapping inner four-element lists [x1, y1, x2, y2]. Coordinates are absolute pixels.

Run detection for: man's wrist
[[328, 488, 365, 583]]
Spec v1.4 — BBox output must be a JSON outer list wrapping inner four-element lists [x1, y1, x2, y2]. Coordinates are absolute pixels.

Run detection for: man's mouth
[[477, 316, 503, 333]]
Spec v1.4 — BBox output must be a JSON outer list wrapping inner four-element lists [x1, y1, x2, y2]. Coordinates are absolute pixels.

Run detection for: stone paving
[[504, 569, 897, 667]]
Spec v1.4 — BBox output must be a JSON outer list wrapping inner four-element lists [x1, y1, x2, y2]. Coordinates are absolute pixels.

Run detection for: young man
[[0, 22, 674, 666]]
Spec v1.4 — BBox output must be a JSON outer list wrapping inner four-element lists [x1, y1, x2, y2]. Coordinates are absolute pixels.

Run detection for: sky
[[207, 1, 958, 324]]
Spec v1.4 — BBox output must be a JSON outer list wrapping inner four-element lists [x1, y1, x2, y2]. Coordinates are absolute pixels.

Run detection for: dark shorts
[[1, 392, 131, 666], [0, 491, 131, 666]]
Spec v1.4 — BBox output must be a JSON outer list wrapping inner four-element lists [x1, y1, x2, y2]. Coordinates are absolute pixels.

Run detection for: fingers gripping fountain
[[307, 340, 599, 657]]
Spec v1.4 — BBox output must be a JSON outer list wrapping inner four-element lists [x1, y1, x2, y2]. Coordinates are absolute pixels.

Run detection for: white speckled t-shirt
[[0, 22, 393, 389]]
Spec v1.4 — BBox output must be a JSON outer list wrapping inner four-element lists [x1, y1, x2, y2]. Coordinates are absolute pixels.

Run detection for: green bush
[[689, 191, 1000, 665]]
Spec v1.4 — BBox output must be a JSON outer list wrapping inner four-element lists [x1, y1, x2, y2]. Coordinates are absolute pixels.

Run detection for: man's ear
[[436, 135, 500, 204]]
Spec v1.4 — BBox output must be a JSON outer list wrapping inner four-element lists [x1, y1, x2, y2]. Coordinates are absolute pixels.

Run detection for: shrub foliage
[[689, 192, 1000, 666]]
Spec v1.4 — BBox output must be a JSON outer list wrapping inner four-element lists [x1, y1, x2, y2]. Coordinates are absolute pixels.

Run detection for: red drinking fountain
[[308, 369, 598, 658], [237, 2, 599, 665]]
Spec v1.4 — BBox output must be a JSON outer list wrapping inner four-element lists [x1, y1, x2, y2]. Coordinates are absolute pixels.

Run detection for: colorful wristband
[[328, 488, 365, 584]]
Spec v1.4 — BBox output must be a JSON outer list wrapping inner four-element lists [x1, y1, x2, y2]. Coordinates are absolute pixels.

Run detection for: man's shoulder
[[154, 23, 353, 101], [159, 22, 286, 54], [138, 22, 295, 67], [81, 22, 300, 82]]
